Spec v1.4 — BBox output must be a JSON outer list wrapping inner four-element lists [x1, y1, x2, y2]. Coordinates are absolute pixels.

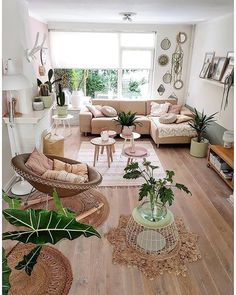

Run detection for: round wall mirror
[[163, 71, 172, 84], [158, 54, 169, 66], [161, 38, 171, 50], [176, 32, 187, 44], [174, 79, 184, 90]]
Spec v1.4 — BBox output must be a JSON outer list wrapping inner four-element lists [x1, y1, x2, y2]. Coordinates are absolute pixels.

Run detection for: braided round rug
[[105, 215, 201, 279], [7, 244, 73, 295], [25, 189, 110, 228]]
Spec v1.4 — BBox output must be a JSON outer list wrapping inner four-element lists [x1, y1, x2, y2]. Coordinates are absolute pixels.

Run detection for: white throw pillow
[[101, 106, 117, 117], [150, 102, 170, 117], [86, 105, 104, 118]]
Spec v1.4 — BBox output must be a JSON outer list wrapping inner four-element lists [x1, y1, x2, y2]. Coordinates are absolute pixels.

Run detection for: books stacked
[[220, 169, 234, 180]]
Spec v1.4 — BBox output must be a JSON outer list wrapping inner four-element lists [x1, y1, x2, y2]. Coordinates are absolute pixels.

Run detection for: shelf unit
[[207, 144, 234, 190], [201, 78, 234, 88]]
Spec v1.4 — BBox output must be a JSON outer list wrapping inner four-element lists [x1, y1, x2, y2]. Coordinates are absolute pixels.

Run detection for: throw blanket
[[150, 117, 197, 138]]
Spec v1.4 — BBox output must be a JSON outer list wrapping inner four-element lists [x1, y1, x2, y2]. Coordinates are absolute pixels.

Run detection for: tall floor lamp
[[2, 59, 34, 195]]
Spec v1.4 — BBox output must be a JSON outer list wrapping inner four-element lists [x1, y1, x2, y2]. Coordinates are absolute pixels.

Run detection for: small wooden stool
[[91, 137, 116, 168]]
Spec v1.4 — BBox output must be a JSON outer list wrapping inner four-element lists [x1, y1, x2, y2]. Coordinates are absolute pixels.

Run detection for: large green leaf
[[15, 246, 42, 276], [3, 208, 100, 244], [52, 189, 75, 218], [2, 192, 21, 209], [2, 248, 11, 295]]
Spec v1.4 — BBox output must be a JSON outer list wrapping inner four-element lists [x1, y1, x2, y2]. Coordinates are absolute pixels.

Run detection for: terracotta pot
[[122, 126, 134, 136], [190, 137, 209, 158]]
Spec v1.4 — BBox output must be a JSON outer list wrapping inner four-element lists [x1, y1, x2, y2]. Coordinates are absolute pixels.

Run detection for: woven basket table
[[126, 208, 180, 256]]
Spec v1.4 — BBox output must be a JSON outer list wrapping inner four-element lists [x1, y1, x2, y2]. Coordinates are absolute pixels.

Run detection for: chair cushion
[[150, 102, 170, 117], [101, 106, 117, 117], [42, 170, 88, 184], [159, 113, 177, 124], [25, 148, 53, 175], [168, 105, 182, 114]]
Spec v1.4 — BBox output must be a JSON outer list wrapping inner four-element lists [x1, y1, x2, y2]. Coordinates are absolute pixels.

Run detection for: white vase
[[71, 90, 84, 108]]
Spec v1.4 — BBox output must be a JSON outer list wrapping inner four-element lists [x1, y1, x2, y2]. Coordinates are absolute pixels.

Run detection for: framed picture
[[221, 64, 234, 84], [199, 52, 215, 78], [204, 52, 215, 64], [212, 57, 228, 81], [208, 57, 220, 78], [227, 51, 234, 66], [200, 62, 210, 78]]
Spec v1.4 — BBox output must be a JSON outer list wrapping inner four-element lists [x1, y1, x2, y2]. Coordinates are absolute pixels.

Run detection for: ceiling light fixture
[[119, 12, 136, 22]]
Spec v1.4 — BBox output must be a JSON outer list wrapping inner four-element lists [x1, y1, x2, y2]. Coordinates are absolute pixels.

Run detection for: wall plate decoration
[[157, 84, 165, 96], [163, 71, 172, 84], [161, 38, 171, 50], [174, 79, 184, 90], [158, 54, 169, 66], [176, 32, 187, 44]]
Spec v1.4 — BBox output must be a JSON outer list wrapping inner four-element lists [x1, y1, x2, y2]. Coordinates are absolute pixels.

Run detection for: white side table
[[52, 114, 73, 137], [120, 132, 141, 154]]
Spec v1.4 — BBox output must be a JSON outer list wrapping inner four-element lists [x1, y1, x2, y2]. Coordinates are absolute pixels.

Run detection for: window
[[50, 32, 155, 99]]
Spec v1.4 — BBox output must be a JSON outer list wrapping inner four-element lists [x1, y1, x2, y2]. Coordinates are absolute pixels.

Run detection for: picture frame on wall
[[227, 51, 234, 66], [211, 57, 228, 81], [199, 62, 210, 78], [199, 52, 215, 78], [221, 64, 234, 84]]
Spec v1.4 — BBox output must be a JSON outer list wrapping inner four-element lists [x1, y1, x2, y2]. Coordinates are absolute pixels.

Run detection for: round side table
[[91, 137, 116, 168], [122, 146, 150, 166], [120, 132, 141, 154], [52, 114, 73, 137]]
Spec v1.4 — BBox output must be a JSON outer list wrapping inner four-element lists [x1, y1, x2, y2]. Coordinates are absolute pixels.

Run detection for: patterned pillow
[[86, 105, 104, 118], [25, 148, 53, 175], [175, 115, 192, 124], [101, 106, 117, 117], [159, 113, 177, 124], [168, 105, 182, 114], [150, 102, 170, 117]]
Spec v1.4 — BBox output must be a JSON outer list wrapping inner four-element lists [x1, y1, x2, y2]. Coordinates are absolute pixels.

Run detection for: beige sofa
[[79, 99, 194, 147]]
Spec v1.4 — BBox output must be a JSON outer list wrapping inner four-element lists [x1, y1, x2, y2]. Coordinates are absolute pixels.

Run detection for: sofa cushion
[[101, 106, 117, 117], [25, 148, 53, 175], [119, 100, 146, 115], [159, 113, 177, 124], [175, 115, 193, 124], [180, 106, 194, 117], [53, 159, 88, 181], [92, 99, 120, 112], [146, 99, 176, 114], [86, 105, 104, 118], [150, 102, 170, 116], [168, 105, 182, 114]]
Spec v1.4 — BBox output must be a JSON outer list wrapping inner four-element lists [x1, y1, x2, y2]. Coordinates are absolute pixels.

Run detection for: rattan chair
[[11, 154, 102, 198]]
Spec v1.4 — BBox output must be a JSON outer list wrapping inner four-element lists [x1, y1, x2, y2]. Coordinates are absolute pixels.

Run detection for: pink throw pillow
[[86, 105, 104, 118], [25, 148, 53, 175], [168, 105, 182, 114]]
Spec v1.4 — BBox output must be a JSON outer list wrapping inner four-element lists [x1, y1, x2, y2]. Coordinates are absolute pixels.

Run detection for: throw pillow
[[101, 106, 117, 117], [42, 170, 88, 184], [150, 102, 170, 117], [168, 105, 182, 114], [53, 159, 88, 182], [25, 148, 53, 175], [159, 113, 177, 124], [175, 115, 193, 124], [86, 105, 104, 118]]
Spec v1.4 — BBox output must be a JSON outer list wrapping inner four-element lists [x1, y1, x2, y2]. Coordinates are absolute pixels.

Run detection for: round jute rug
[[105, 215, 201, 279], [25, 189, 110, 228], [7, 244, 73, 295]]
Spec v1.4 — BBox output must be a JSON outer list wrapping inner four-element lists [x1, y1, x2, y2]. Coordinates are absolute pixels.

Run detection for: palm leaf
[[15, 245, 42, 276], [3, 208, 100, 244], [2, 248, 11, 295]]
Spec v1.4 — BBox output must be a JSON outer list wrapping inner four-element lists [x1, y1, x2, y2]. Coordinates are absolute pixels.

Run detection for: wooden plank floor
[[3, 126, 233, 295]]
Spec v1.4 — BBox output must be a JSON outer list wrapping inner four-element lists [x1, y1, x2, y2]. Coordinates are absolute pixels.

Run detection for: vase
[[122, 126, 134, 137], [71, 90, 83, 109], [137, 200, 167, 222], [40, 96, 52, 108], [32, 100, 44, 111], [56, 105, 68, 117]]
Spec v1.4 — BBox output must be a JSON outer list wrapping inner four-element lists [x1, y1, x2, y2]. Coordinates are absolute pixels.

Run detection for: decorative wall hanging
[[174, 79, 184, 90], [161, 38, 171, 50], [26, 32, 47, 62], [157, 84, 165, 96], [176, 32, 187, 44], [168, 92, 178, 101], [221, 73, 234, 111], [158, 54, 169, 66], [162, 71, 172, 84], [199, 52, 215, 78], [171, 34, 185, 89]]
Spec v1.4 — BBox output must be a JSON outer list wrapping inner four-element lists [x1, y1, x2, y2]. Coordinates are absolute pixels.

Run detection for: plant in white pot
[[189, 108, 217, 158], [56, 84, 68, 117], [123, 162, 191, 222], [114, 111, 142, 136]]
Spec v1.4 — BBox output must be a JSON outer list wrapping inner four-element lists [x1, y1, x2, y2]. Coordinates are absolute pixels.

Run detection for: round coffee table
[[120, 132, 141, 154], [91, 137, 116, 168]]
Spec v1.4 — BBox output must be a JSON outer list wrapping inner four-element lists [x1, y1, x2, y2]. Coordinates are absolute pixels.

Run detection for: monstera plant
[[2, 190, 100, 295]]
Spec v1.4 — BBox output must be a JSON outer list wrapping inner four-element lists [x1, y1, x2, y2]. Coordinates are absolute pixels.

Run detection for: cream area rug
[[78, 140, 165, 187]]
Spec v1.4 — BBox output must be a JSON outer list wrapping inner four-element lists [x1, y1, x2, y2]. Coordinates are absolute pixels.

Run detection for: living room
[[2, 0, 234, 294]]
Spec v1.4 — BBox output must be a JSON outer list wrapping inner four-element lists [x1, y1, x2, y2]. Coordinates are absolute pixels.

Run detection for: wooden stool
[[91, 137, 116, 168]]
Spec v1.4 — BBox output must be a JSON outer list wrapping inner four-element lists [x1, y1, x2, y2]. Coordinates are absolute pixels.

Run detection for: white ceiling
[[27, 0, 233, 24]]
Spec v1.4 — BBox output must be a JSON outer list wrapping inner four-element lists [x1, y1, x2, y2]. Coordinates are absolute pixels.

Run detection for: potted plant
[[56, 84, 68, 117], [2, 190, 100, 295], [114, 111, 142, 136], [32, 97, 44, 111], [123, 161, 191, 222], [189, 108, 217, 158]]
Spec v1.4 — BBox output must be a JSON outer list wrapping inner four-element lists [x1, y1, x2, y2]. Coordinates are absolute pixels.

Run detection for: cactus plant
[[37, 69, 62, 93], [56, 84, 66, 106], [39, 84, 49, 96]]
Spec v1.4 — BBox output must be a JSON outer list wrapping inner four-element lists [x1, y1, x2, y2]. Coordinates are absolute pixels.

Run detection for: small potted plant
[[38, 83, 52, 108], [123, 161, 191, 222], [56, 84, 68, 117], [114, 111, 142, 136], [32, 97, 44, 111], [189, 108, 217, 158]]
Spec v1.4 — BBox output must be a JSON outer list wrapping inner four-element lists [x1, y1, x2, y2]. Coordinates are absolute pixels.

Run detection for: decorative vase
[[71, 90, 83, 109], [41, 96, 52, 108], [190, 137, 209, 158], [122, 126, 134, 137], [56, 105, 68, 117], [101, 130, 109, 141], [32, 99, 44, 111], [137, 200, 167, 222]]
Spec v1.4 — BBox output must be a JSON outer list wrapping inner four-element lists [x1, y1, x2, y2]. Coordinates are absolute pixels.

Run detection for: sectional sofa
[[79, 99, 195, 147]]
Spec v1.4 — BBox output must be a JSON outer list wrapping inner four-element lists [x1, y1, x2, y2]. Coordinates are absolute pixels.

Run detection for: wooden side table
[[91, 137, 116, 168]]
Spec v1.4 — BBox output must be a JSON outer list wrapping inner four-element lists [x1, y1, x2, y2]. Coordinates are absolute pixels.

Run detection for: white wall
[[186, 14, 234, 130]]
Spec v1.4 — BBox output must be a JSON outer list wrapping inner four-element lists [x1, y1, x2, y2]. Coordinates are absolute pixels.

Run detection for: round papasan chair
[[11, 154, 103, 198]]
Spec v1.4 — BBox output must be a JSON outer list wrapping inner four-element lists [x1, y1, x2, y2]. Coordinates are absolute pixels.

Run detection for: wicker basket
[[43, 133, 64, 157]]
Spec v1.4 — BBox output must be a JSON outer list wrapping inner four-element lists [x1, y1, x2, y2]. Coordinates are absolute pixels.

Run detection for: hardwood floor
[[4, 126, 234, 295]]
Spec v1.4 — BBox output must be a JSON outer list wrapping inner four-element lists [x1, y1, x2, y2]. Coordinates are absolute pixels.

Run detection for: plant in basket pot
[[189, 108, 217, 158], [113, 111, 142, 136], [123, 162, 191, 222], [2, 190, 100, 295], [56, 83, 68, 117]]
